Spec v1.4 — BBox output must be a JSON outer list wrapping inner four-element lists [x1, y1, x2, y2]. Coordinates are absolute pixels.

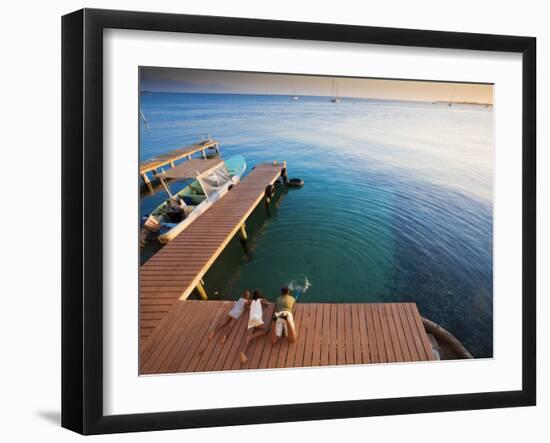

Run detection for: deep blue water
[[140, 92, 494, 358]]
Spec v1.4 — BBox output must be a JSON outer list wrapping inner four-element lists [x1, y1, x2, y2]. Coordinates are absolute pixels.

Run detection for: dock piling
[[239, 223, 248, 241], [281, 166, 288, 185], [141, 173, 154, 193], [264, 184, 275, 211], [195, 281, 209, 300], [239, 223, 250, 254]]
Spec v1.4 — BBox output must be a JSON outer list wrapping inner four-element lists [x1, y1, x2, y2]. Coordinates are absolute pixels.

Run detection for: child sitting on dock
[[239, 290, 270, 364], [208, 290, 250, 344], [270, 286, 297, 344]]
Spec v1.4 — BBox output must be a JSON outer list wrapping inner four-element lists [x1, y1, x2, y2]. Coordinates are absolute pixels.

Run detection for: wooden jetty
[[140, 301, 435, 374], [140, 139, 220, 187], [140, 162, 285, 340]]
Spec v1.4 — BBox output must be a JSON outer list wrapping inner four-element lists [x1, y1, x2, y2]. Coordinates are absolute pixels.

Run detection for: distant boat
[[330, 78, 340, 103], [290, 83, 299, 100], [448, 93, 454, 107]]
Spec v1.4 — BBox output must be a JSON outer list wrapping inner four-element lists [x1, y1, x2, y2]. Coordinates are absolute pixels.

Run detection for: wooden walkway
[[140, 301, 434, 374], [140, 163, 285, 340], [140, 140, 220, 185]]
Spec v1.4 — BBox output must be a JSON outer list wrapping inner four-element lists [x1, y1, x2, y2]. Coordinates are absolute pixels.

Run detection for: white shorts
[[274, 311, 294, 338], [247, 317, 264, 329]]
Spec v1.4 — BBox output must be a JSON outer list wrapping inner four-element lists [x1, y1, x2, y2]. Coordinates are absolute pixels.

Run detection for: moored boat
[[141, 154, 246, 245]]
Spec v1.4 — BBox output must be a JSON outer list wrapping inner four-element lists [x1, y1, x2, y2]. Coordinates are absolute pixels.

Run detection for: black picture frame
[[61, 8, 536, 435]]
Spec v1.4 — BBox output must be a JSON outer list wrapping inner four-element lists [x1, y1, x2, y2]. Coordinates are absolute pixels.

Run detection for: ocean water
[[140, 92, 494, 358]]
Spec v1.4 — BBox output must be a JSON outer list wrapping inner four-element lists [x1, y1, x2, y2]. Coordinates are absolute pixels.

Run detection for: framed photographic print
[[61, 8, 536, 435]]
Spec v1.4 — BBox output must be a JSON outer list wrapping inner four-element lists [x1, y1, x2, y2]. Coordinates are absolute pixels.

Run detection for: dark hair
[[281, 286, 290, 295], [242, 290, 251, 298], [252, 290, 264, 300]]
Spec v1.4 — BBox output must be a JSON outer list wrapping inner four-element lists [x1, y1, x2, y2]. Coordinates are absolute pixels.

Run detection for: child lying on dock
[[270, 286, 297, 344], [208, 290, 250, 344], [239, 290, 270, 364]]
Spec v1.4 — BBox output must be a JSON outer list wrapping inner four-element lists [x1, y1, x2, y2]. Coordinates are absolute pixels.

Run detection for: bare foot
[[239, 352, 248, 364], [220, 335, 227, 344], [207, 330, 214, 340]]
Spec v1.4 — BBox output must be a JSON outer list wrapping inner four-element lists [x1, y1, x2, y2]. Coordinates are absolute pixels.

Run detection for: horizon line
[[139, 90, 492, 105]]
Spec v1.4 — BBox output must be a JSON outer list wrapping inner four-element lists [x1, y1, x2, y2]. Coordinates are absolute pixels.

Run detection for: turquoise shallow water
[[140, 92, 493, 358]]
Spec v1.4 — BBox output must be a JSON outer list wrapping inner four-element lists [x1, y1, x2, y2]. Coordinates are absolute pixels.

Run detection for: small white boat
[[142, 155, 246, 245]]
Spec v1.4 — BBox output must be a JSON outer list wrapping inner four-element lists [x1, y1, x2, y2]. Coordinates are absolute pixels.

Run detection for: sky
[[140, 67, 494, 104]]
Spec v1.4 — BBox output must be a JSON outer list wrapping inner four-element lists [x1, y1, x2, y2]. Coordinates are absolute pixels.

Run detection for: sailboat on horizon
[[330, 78, 340, 103], [290, 82, 299, 100]]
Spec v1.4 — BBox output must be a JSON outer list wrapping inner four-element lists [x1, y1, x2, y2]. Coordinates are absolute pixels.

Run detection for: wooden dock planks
[[140, 140, 219, 177], [140, 163, 284, 340], [140, 301, 435, 375]]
